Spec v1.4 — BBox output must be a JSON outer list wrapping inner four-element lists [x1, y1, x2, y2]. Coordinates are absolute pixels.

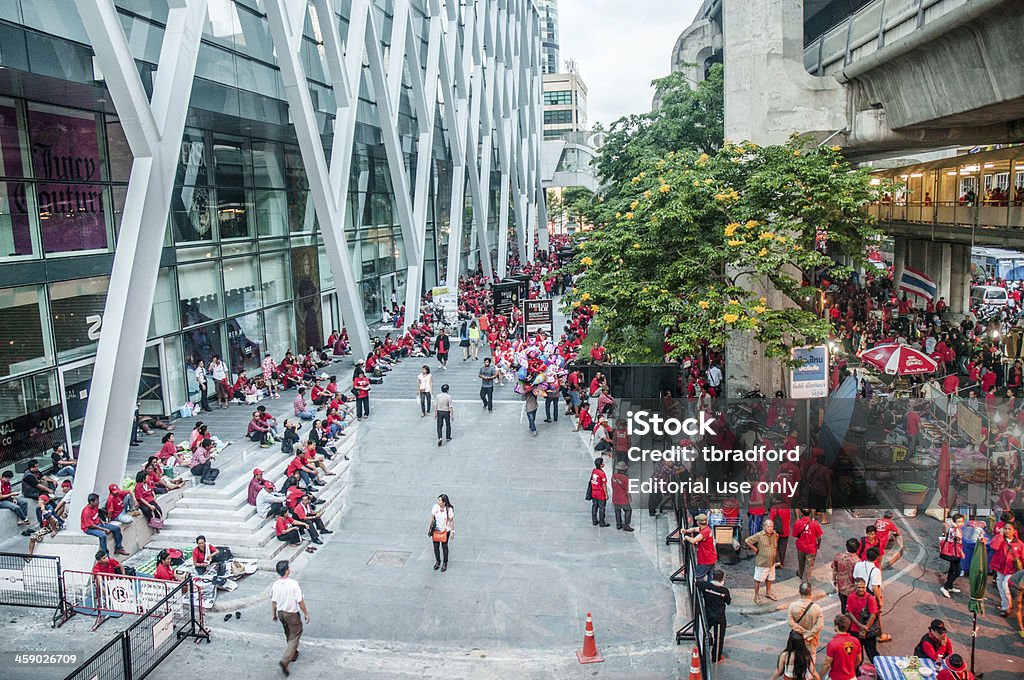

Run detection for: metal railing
[[669, 497, 713, 680], [64, 577, 209, 680], [805, 0, 970, 76], [0, 552, 68, 626]]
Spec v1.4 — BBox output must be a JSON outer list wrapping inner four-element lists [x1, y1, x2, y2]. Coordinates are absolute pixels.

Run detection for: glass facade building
[[0, 0, 538, 472]]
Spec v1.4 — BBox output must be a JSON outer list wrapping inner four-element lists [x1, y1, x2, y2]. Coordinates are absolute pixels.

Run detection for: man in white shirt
[[256, 482, 287, 519], [271, 560, 309, 675], [706, 362, 723, 397]]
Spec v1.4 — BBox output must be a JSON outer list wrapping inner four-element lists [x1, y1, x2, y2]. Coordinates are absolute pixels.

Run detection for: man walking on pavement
[[523, 388, 539, 437], [696, 569, 730, 664], [589, 458, 609, 527], [611, 461, 633, 531], [270, 560, 310, 676], [434, 384, 454, 447], [745, 518, 781, 605], [478, 358, 496, 412], [788, 581, 824, 665], [794, 508, 824, 584]]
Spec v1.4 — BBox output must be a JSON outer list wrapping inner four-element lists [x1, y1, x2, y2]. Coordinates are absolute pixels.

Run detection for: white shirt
[[195, 366, 207, 385], [256, 488, 286, 518], [271, 576, 303, 613], [707, 366, 722, 387], [417, 373, 433, 393], [431, 504, 453, 532], [210, 360, 227, 381], [853, 560, 882, 589]]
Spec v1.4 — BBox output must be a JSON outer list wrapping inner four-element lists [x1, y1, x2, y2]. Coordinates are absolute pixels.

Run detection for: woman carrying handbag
[[428, 494, 454, 572], [939, 513, 966, 598]]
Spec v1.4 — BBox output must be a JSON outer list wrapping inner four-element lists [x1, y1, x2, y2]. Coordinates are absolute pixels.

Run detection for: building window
[[544, 110, 574, 125], [178, 260, 224, 328], [544, 90, 572, 106], [49, 276, 109, 362], [0, 285, 53, 378]]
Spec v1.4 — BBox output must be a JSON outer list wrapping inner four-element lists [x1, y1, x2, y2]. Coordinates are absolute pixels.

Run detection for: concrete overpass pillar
[[893, 237, 907, 292], [947, 244, 971, 318], [937, 242, 952, 305], [720, 0, 847, 393]]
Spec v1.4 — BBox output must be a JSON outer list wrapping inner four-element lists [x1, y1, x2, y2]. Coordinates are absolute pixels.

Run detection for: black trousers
[[436, 411, 451, 440], [419, 392, 432, 414], [545, 396, 559, 421], [591, 498, 606, 525], [480, 387, 493, 411], [614, 503, 632, 529], [277, 529, 301, 544], [709, 621, 726, 662], [943, 556, 961, 589], [356, 396, 370, 419], [432, 538, 449, 564], [198, 383, 211, 411]]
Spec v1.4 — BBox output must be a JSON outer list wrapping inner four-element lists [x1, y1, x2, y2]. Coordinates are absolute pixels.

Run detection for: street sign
[[789, 346, 829, 399], [524, 299, 554, 338]]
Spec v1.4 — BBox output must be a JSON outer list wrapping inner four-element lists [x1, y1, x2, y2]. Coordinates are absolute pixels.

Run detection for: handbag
[[858, 602, 881, 637], [427, 517, 436, 537], [148, 516, 165, 529], [432, 530, 448, 543], [939, 532, 961, 561]]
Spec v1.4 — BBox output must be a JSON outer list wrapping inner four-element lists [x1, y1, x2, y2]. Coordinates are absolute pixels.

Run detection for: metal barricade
[[64, 577, 209, 680], [672, 502, 713, 680], [59, 570, 199, 631], [0, 552, 68, 626]]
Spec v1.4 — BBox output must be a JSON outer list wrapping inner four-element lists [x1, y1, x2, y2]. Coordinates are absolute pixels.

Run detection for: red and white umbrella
[[858, 343, 938, 376]]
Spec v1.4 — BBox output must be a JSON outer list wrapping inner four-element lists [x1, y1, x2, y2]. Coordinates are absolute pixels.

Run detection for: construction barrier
[[63, 576, 209, 680], [0, 552, 68, 626], [59, 570, 206, 631]]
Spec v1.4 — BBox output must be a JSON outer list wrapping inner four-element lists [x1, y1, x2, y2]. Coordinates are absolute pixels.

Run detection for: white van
[[970, 285, 1010, 308]]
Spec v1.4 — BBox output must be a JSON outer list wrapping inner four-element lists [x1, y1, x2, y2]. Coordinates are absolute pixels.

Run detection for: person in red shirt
[[935, 654, 974, 680], [157, 433, 177, 464], [192, 535, 232, 576], [353, 368, 371, 420], [91, 550, 126, 576], [105, 484, 135, 525], [793, 509, 824, 583], [275, 507, 306, 546], [610, 461, 633, 532], [873, 510, 904, 558], [914, 618, 953, 663], [133, 470, 163, 526], [154, 550, 178, 581], [859, 525, 885, 567], [768, 500, 792, 567], [822, 614, 863, 680], [990, 523, 1024, 615], [589, 458, 609, 527], [575, 402, 593, 432], [683, 513, 717, 580], [905, 406, 922, 454], [845, 577, 879, 661], [81, 493, 127, 556]]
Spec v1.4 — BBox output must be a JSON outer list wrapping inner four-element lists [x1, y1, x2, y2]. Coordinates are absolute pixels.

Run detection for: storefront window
[[0, 99, 38, 260], [216, 186, 252, 239], [181, 323, 223, 375], [252, 141, 285, 188], [223, 255, 261, 317], [227, 311, 264, 375], [263, 304, 293, 361], [0, 285, 53, 378], [150, 268, 178, 337], [0, 370, 63, 474], [49, 276, 109, 361], [171, 129, 212, 243], [27, 103, 109, 254], [178, 260, 224, 328], [259, 251, 291, 305], [255, 189, 289, 236]]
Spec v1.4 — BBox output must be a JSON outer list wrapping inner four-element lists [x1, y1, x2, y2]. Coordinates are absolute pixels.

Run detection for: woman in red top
[[157, 433, 177, 464], [153, 550, 178, 581], [133, 470, 163, 525], [353, 368, 371, 420], [275, 507, 305, 546]]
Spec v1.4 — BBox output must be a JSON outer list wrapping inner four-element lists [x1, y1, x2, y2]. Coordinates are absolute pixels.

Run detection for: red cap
[[39, 495, 50, 503], [263, 480, 274, 489], [61, 480, 72, 487], [253, 468, 263, 476], [108, 484, 120, 492]]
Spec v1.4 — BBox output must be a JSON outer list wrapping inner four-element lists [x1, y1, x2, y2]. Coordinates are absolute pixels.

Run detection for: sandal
[[765, 593, 778, 601], [878, 633, 893, 642], [754, 596, 764, 606]]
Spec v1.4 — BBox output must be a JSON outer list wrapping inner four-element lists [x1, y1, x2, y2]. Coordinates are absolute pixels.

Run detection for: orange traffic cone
[[576, 612, 604, 664], [688, 646, 701, 680]]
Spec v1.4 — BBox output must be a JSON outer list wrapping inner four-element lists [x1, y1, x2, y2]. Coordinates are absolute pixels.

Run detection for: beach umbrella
[[967, 537, 987, 674], [819, 376, 858, 463], [858, 343, 938, 376]]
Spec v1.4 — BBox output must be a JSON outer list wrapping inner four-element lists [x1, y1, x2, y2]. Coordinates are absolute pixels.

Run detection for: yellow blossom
[[697, 153, 709, 164], [659, 184, 671, 193], [831, 145, 841, 151], [698, 300, 710, 309], [581, 293, 591, 301], [793, 150, 801, 156], [615, 212, 622, 218], [643, 190, 651, 199], [630, 201, 639, 210], [656, 160, 666, 169], [580, 256, 593, 266], [758, 248, 768, 256], [693, 180, 701, 187], [704, 179, 714, 185], [759, 232, 775, 240], [723, 313, 739, 324], [590, 304, 599, 312], [572, 301, 581, 308], [625, 212, 634, 220], [759, 297, 767, 304], [754, 305, 767, 314], [642, 287, 649, 293], [727, 239, 744, 247], [777, 236, 787, 243], [639, 172, 645, 178], [724, 223, 740, 237], [746, 220, 758, 229], [794, 245, 803, 252], [633, 243, 642, 249], [631, 176, 640, 183]]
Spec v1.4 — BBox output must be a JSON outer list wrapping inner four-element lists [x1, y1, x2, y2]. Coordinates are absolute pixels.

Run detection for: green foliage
[[566, 140, 878, 363], [595, 64, 724, 199]]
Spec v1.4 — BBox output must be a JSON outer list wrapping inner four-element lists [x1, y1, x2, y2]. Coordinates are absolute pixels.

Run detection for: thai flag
[[898, 267, 937, 300]]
